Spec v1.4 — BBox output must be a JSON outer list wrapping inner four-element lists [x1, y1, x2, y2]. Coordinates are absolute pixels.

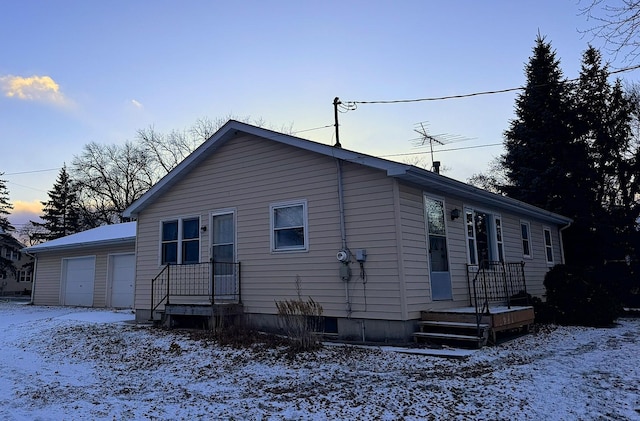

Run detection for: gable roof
[[23, 222, 136, 253], [123, 120, 572, 225]]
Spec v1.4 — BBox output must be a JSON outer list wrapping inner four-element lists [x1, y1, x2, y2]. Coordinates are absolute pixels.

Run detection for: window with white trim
[[18, 270, 32, 283], [271, 200, 308, 251], [521, 221, 532, 258], [465, 208, 503, 264], [161, 217, 201, 264], [465, 210, 477, 265], [543, 227, 554, 264]]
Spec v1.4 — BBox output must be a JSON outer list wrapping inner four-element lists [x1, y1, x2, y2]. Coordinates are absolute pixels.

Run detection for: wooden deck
[[416, 306, 535, 347]]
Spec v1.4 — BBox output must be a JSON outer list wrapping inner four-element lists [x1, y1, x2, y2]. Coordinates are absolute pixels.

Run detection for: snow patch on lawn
[[0, 303, 638, 420]]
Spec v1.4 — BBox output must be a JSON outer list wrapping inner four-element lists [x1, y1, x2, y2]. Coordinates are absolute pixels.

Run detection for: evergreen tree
[[503, 35, 592, 219], [574, 47, 639, 263], [0, 174, 13, 233], [502, 36, 595, 265], [33, 165, 81, 241], [0, 173, 16, 278]]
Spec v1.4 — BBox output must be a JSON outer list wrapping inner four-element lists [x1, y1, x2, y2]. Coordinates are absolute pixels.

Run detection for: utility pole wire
[[345, 63, 640, 105]]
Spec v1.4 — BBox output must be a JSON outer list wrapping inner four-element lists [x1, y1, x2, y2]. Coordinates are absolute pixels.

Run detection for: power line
[[345, 63, 640, 106], [3, 168, 60, 176]]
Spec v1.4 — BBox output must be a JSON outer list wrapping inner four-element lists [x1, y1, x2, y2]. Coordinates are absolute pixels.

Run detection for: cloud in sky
[[9, 200, 43, 226], [0, 75, 68, 105]]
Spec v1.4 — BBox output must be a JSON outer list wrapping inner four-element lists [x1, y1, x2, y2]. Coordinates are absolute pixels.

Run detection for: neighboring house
[[123, 120, 572, 343], [0, 233, 33, 296], [24, 222, 136, 308]]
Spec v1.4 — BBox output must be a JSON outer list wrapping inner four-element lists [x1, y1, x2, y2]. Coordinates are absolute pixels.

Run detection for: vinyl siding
[[32, 242, 135, 306], [135, 135, 404, 320], [396, 185, 567, 312]]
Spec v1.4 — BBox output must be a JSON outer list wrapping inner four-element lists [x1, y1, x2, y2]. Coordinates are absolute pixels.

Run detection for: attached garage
[[24, 222, 136, 308]]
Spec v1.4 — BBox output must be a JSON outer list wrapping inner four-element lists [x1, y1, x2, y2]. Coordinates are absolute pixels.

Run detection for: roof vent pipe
[[433, 161, 441, 174]]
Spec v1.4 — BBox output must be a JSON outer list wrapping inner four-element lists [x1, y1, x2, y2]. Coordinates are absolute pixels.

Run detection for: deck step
[[413, 332, 482, 342], [417, 321, 489, 329]]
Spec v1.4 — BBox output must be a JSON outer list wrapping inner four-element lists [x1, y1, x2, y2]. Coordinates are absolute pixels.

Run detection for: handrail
[[466, 260, 528, 339], [150, 261, 241, 320], [150, 264, 170, 319]]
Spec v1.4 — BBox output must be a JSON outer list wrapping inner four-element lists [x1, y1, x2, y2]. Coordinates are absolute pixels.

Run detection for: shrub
[[543, 264, 622, 326], [275, 296, 323, 352]]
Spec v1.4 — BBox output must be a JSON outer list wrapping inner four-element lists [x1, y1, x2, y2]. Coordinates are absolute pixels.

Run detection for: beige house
[[25, 223, 136, 308], [0, 233, 33, 296], [123, 120, 571, 343]]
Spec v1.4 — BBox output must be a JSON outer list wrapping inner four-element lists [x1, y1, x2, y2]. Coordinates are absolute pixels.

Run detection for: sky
[[2, 0, 637, 228]]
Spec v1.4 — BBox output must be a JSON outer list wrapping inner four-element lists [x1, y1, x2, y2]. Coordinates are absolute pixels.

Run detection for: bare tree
[[136, 115, 274, 174], [16, 221, 48, 246], [466, 156, 507, 194], [580, 0, 640, 62], [71, 141, 157, 225]]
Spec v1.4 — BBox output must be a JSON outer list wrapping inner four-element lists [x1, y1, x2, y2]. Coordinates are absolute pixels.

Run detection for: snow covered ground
[[0, 301, 638, 420]]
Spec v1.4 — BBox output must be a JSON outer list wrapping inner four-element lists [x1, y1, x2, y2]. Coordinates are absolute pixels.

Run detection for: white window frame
[[18, 270, 32, 283], [494, 215, 504, 262], [464, 207, 503, 264], [543, 226, 554, 265], [465, 209, 478, 265], [159, 216, 201, 265], [270, 200, 308, 252], [521, 221, 532, 259]]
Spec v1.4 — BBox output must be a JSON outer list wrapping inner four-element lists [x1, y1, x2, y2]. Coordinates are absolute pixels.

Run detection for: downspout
[[25, 251, 36, 305], [336, 159, 347, 251], [336, 158, 352, 316], [559, 221, 572, 265]]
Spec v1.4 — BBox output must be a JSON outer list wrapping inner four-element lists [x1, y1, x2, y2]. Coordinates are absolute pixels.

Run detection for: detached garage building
[[24, 222, 136, 308]]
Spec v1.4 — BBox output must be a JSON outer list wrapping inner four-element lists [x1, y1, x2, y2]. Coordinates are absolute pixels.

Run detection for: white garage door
[[109, 254, 135, 308], [63, 257, 96, 307]]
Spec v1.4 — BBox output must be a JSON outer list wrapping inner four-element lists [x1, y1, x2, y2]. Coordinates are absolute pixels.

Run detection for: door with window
[[211, 211, 236, 299], [425, 197, 452, 300]]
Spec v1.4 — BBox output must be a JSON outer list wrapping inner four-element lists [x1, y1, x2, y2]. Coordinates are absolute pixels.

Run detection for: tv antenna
[[413, 121, 471, 173]]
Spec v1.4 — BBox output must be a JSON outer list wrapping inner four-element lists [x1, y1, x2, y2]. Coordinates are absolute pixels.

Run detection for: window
[[466, 211, 477, 265], [161, 220, 178, 264], [160, 217, 200, 264], [465, 208, 503, 264], [521, 222, 532, 258], [495, 216, 504, 262], [18, 271, 32, 283], [543, 227, 554, 264], [271, 200, 308, 251], [182, 218, 200, 264], [2, 247, 19, 260]]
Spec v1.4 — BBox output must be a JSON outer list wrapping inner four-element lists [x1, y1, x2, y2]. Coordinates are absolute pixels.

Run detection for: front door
[[211, 211, 236, 299], [425, 197, 452, 300]]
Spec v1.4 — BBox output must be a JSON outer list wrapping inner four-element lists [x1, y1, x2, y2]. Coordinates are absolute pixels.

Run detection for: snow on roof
[[24, 222, 136, 253]]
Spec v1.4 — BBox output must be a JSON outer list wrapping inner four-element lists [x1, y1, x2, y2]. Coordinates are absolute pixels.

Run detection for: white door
[[109, 254, 135, 308], [63, 257, 96, 307], [211, 212, 236, 300], [425, 197, 453, 300]]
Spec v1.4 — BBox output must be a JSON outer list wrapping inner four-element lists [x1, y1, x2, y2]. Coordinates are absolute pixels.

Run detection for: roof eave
[[396, 168, 572, 225], [23, 237, 136, 254]]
